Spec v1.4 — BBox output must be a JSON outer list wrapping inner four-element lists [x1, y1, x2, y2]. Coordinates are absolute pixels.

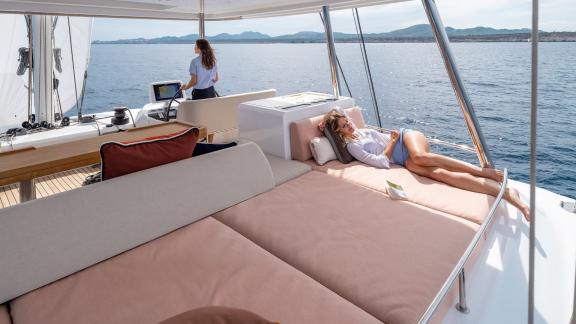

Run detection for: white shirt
[[188, 55, 218, 90], [346, 129, 391, 169]]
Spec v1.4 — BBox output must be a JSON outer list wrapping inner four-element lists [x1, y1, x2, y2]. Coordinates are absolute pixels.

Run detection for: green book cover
[[386, 180, 408, 200]]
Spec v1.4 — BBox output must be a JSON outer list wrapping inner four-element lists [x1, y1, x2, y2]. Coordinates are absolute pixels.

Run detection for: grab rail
[[365, 125, 477, 154], [418, 168, 509, 323]]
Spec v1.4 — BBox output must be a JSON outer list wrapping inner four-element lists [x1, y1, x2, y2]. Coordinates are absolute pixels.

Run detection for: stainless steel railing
[[365, 125, 477, 155], [418, 169, 509, 323]]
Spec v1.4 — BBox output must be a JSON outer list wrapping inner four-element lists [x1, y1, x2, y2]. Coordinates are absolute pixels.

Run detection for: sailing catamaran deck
[[0, 0, 574, 323], [0, 165, 98, 208]]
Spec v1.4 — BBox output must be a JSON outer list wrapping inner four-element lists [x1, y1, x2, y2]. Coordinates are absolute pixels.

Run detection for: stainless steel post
[[198, 0, 205, 39], [528, 0, 539, 322], [421, 0, 493, 168], [455, 269, 470, 313], [321, 6, 341, 99], [19, 180, 36, 202]]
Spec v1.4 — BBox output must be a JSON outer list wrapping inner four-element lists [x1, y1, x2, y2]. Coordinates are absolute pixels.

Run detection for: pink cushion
[[307, 160, 497, 224], [0, 304, 10, 324], [158, 306, 278, 324], [100, 128, 199, 180], [215, 171, 478, 324], [290, 107, 365, 162], [10, 217, 381, 324]]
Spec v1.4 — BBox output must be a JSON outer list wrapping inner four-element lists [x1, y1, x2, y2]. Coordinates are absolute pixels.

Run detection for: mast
[[321, 6, 341, 99], [32, 15, 54, 125]]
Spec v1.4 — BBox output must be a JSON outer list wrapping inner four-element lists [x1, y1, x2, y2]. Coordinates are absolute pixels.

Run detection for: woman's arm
[[181, 74, 197, 91], [347, 141, 391, 169], [212, 72, 219, 83], [381, 130, 400, 160]]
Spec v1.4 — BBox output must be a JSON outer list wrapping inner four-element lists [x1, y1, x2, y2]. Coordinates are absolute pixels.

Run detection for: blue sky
[[93, 0, 575, 41]]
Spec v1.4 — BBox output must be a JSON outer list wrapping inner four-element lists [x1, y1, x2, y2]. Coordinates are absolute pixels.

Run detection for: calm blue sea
[[83, 43, 576, 199]]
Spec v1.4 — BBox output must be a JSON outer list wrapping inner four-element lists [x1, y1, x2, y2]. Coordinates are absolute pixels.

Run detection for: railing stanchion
[[455, 269, 470, 313]]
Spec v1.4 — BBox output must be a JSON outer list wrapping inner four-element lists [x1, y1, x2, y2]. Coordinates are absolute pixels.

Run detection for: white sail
[[0, 14, 30, 132], [52, 16, 93, 116]]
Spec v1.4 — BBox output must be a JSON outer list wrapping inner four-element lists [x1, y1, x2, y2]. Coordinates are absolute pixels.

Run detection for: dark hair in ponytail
[[195, 39, 216, 70]]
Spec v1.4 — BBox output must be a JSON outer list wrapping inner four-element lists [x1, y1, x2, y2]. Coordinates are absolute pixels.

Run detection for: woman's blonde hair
[[195, 39, 216, 70], [323, 109, 349, 142]]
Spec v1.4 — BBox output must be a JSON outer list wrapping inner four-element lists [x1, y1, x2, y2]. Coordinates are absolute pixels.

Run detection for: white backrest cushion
[[177, 89, 276, 134], [0, 142, 274, 303], [310, 137, 337, 165]]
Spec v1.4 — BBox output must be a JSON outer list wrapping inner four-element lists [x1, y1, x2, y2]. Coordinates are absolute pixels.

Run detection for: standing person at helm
[[181, 39, 219, 100]]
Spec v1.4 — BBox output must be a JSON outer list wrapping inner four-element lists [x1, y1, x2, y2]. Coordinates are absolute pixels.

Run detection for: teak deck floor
[[0, 165, 99, 209]]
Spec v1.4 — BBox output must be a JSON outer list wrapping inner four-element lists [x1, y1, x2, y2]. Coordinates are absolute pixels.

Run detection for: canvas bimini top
[[0, 0, 410, 20]]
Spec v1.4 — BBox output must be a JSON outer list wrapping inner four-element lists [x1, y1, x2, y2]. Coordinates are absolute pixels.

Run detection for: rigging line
[[53, 74, 64, 121], [352, 8, 382, 129], [528, 0, 539, 322], [25, 15, 33, 121], [318, 12, 353, 98], [67, 17, 81, 119]]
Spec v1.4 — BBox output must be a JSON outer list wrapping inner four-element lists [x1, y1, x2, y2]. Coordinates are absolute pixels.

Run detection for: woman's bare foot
[[483, 168, 504, 182], [505, 187, 530, 221]]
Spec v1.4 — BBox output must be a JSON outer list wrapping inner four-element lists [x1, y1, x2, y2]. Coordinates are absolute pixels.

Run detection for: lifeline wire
[[352, 8, 382, 129], [318, 12, 353, 98], [528, 0, 539, 322]]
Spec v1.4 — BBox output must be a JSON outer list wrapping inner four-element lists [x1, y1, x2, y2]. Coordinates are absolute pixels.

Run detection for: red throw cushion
[[100, 127, 199, 181], [158, 306, 279, 324]]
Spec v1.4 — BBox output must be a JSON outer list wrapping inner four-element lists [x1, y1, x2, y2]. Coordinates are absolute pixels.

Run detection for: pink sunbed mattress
[[0, 304, 10, 324], [10, 217, 381, 324], [306, 159, 496, 224], [215, 171, 479, 324]]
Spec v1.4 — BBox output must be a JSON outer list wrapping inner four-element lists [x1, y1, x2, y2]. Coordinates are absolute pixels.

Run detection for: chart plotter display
[[150, 81, 183, 103]]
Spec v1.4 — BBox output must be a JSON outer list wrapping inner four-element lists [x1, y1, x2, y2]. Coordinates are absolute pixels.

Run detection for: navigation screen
[[154, 83, 182, 102]]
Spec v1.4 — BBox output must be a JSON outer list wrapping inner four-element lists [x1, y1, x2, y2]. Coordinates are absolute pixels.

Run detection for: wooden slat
[[5, 185, 18, 206], [0, 165, 100, 209]]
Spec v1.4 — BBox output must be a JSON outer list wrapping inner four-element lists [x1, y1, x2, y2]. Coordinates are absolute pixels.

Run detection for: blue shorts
[[391, 128, 411, 167]]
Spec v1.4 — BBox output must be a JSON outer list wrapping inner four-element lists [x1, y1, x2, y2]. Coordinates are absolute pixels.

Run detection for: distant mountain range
[[92, 24, 576, 44]]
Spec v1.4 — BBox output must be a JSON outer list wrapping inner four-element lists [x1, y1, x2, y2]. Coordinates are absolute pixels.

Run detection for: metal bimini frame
[[198, 0, 205, 39], [321, 6, 341, 99], [321, 1, 494, 168]]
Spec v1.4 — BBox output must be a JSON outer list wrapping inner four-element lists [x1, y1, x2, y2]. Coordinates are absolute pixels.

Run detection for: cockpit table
[[0, 121, 206, 202]]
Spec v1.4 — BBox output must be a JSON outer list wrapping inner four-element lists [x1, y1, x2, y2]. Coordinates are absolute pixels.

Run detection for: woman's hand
[[390, 130, 400, 142], [318, 121, 326, 132]]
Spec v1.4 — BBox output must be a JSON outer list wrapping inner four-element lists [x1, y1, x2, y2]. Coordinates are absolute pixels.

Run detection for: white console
[[238, 92, 354, 159]]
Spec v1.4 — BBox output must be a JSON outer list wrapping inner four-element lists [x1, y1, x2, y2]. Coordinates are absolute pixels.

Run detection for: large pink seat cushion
[[307, 160, 496, 224], [290, 106, 365, 161], [215, 171, 478, 324], [0, 305, 10, 324], [10, 217, 380, 324]]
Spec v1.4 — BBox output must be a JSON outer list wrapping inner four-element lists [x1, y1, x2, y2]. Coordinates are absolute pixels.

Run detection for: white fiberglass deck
[[442, 181, 576, 324]]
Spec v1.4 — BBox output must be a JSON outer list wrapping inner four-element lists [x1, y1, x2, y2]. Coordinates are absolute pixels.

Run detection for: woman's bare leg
[[403, 131, 503, 182], [405, 159, 530, 220]]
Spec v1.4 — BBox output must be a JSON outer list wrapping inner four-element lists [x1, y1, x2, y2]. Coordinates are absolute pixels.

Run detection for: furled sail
[[0, 14, 29, 132], [52, 16, 93, 116]]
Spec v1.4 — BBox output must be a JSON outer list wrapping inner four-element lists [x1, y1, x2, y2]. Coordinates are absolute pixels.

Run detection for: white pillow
[[309, 137, 337, 165]]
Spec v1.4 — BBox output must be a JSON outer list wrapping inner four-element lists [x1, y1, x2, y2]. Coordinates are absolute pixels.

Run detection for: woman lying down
[[321, 109, 530, 221]]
